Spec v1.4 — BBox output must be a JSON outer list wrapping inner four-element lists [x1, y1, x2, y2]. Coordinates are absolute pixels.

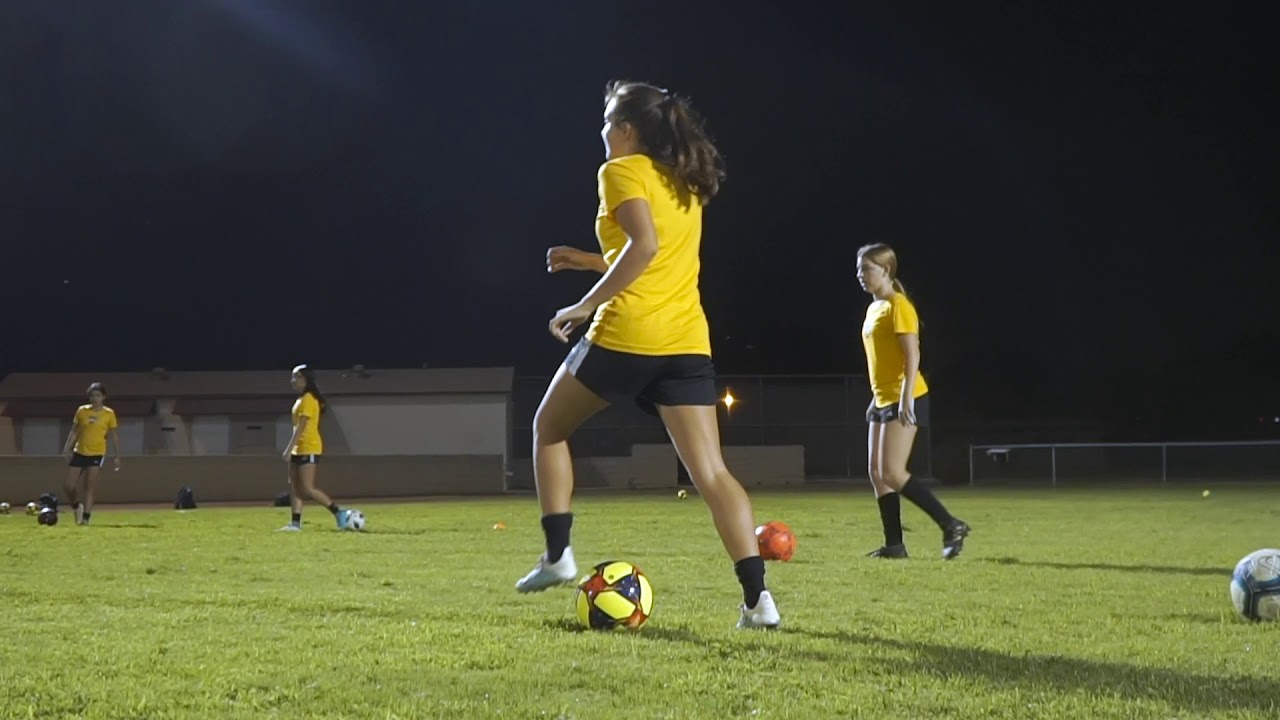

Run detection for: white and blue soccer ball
[[1230, 549, 1280, 621], [343, 509, 366, 532]]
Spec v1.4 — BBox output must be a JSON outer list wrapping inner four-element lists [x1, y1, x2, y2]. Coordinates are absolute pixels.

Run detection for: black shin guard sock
[[541, 513, 573, 563], [734, 556, 767, 609], [291, 512, 302, 525], [327, 503, 340, 515], [877, 492, 904, 546], [899, 478, 955, 529]]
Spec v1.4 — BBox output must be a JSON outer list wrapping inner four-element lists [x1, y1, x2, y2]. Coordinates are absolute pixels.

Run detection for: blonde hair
[[856, 243, 907, 295]]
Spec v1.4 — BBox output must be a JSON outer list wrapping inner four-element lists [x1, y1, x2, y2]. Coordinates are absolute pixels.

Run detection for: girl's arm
[[282, 416, 308, 461], [109, 428, 123, 469], [897, 333, 922, 424], [576, 199, 659, 309], [62, 424, 79, 458]]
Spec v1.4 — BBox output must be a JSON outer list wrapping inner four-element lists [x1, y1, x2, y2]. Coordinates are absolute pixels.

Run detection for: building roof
[[0, 367, 515, 401], [1, 399, 157, 419]]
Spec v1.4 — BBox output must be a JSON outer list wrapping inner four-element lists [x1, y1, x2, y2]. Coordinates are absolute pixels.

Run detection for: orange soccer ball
[[755, 521, 796, 562]]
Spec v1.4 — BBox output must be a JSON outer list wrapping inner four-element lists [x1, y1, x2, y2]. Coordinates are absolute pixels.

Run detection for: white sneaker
[[74, 505, 85, 526], [515, 547, 578, 593], [277, 523, 301, 532], [737, 590, 781, 629]]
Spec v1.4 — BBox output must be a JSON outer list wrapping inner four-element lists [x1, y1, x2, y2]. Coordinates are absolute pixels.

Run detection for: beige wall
[[508, 444, 805, 491], [0, 455, 505, 505], [3, 393, 511, 460]]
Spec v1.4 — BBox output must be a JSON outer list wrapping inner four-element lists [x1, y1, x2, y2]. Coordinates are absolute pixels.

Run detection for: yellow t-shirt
[[862, 293, 930, 408], [585, 153, 711, 356], [73, 405, 117, 456], [291, 393, 323, 456]]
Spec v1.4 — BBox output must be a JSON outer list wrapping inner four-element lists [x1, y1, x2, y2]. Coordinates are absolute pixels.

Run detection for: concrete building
[[0, 367, 513, 503]]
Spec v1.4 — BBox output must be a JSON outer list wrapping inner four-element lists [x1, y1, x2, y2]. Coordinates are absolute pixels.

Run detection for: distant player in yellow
[[62, 382, 122, 526], [517, 80, 781, 629], [278, 365, 350, 531], [858, 243, 969, 559]]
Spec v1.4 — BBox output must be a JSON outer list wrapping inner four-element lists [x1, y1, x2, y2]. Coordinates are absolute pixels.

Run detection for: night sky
[[2, 2, 1277, 430]]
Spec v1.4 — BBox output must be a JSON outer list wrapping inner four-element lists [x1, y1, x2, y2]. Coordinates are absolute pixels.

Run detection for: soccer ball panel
[[594, 590, 638, 622], [1256, 593, 1280, 622], [574, 588, 593, 627], [637, 573, 654, 616], [599, 561, 636, 584]]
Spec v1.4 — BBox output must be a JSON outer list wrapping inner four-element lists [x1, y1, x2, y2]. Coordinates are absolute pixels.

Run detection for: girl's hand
[[548, 302, 594, 343], [897, 399, 917, 427]]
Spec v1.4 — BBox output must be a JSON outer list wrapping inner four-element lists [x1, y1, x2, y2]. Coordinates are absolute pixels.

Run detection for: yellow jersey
[[291, 393, 323, 455], [862, 293, 929, 408], [585, 153, 711, 356], [73, 404, 117, 456]]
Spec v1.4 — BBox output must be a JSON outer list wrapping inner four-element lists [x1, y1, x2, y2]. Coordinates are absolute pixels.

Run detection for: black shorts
[[566, 339, 718, 416], [290, 454, 320, 465], [69, 453, 105, 468], [868, 394, 931, 427]]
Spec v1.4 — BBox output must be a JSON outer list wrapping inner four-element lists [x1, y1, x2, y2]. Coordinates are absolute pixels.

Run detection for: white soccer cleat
[[737, 590, 781, 630], [515, 547, 578, 593], [276, 523, 301, 532]]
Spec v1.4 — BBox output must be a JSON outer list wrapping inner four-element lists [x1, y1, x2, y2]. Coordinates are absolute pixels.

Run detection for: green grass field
[[1, 486, 1277, 719]]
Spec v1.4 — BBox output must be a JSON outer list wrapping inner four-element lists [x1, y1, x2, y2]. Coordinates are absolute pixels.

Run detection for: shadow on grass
[[791, 628, 1278, 715], [539, 618, 703, 645], [93, 523, 161, 529], [982, 556, 1229, 577]]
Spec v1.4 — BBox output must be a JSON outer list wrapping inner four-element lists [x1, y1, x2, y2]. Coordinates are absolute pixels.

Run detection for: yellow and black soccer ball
[[574, 561, 654, 631]]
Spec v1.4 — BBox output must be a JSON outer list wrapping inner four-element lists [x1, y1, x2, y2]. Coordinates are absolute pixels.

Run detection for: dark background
[[2, 2, 1276, 439]]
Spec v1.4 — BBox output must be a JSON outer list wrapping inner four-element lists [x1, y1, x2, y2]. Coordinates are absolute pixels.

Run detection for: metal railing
[[968, 440, 1280, 486]]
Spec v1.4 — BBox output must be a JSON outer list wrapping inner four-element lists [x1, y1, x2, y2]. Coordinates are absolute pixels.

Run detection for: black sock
[[734, 556, 767, 608], [899, 478, 954, 529], [327, 503, 340, 516], [877, 492, 904, 547], [83, 512, 91, 522], [291, 512, 302, 525], [541, 513, 573, 563]]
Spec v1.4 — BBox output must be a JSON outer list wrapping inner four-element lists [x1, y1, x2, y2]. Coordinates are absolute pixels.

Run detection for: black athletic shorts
[[566, 339, 718, 416], [69, 453, 105, 468], [290, 454, 320, 465], [867, 394, 931, 427]]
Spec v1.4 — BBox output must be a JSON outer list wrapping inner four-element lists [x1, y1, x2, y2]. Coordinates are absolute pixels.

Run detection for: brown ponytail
[[858, 243, 908, 296], [605, 80, 726, 204]]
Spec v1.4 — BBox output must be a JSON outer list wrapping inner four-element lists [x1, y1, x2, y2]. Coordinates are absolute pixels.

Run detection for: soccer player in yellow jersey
[[858, 243, 970, 560], [278, 365, 350, 531], [517, 80, 780, 629], [62, 382, 122, 526]]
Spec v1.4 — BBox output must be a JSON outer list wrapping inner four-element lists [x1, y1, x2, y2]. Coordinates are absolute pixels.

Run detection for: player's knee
[[867, 463, 882, 484], [532, 409, 571, 447], [687, 463, 734, 493], [881, 469, 910, 489]]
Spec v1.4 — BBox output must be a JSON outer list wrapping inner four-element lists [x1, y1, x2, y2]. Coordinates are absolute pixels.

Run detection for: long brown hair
[[604, 80, 725, 204], [856, 243, 908, 296], [292, 364, 328, 413]]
